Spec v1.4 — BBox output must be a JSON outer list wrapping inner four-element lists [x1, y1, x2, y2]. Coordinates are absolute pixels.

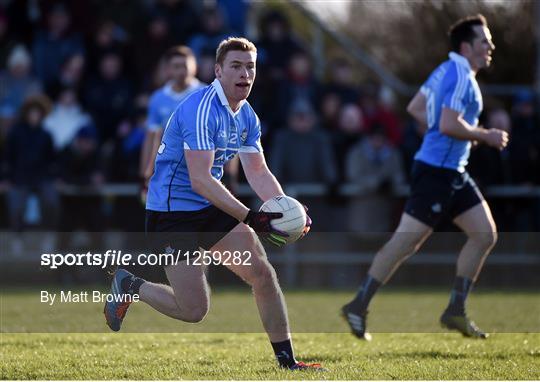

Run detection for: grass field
[[1, 288, 539, 379]]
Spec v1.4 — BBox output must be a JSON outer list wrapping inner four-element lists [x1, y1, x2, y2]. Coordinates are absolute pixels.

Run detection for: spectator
[[31, 2, 84, 88], [0, 10, 18, 69], [84, 52, 133, 143], [270, 99, 337, 184], [256, 10, 305, 82], [332, 103, 365, 181], [507, 91, 540, 231], [4, 0, 41, 48], [346, 124, 406, 232], [218, 0, 249, 36], [0, 45, 43, 121], [508, 90, 540, 184], [58, 124, 104, 235], [96, 0, 144, 42], [188, 6, 231, 60], [469, 108, 512, 187], [360, 83, 403, 146], [196, 49, 217, 85], [150, 0, 200, 44], [86, 20, 130, 78], [59, 125, 102, 186], [322, 58, 360, 105], [132, 15, 174, 90], [253, 10, 306, 130], [43, 86, 94, 151], [109, 108, 146, 183], [5, 95, 60, 231], [46, 53, 85, 96], [274, 51, 321, 130], [319, 92, 343, 131]]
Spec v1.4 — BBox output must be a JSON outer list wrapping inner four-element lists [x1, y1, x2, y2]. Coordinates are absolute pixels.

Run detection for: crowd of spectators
[[1, 0, 539, 233]]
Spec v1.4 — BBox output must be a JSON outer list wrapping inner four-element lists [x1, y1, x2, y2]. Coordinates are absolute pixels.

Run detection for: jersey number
[[158, 142, 166, 154]]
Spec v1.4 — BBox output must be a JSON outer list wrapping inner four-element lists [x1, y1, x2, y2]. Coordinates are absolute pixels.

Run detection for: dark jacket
[[6, 123, 56, 186]]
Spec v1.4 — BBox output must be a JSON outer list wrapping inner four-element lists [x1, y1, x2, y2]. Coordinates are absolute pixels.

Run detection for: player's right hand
[[243, 210, 289, 247], [483, 128, 509, 150]]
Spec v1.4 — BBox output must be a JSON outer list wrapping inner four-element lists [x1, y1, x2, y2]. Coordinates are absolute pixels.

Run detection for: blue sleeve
[[146, 94, 162, 131], [420, 72, 436, 96], [442, 64, 469, 114], [240, 111, 263, 153], [180, 99, 216, 151]]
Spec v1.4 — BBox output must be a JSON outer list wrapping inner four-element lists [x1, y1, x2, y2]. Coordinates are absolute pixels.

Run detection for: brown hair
[[448, 14, 488, 53], [215, 37, 257, 65], [164, 45, 195, 62], [19, 94, 52, 122]]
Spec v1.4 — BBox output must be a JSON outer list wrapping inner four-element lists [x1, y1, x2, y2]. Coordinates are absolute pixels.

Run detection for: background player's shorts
[[404, 160, 484, 228], [145, 206, 240, 263]]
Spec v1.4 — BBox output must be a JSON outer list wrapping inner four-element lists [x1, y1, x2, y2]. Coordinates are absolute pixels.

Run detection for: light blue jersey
[[146, 79, 263, 212], [414, 52, 483, 172], [147, 80, 204, 131]]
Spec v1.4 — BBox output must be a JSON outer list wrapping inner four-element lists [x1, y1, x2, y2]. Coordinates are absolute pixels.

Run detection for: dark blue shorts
[[404, 161, 484, 228], [145, 206, 240, 260]]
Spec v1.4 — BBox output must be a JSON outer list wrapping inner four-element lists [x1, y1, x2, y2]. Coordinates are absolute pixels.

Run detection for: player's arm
[[139, 129, 155, 180], [239, 151, 284, 202], [186, 150, 285, 244], [406, 90, 428, 133], [185, 150, 249, 222], [143, 128, 164, 182], [439, 108, 508, 150], [142, 94, 166, 185], [223, 155, 239, 193]]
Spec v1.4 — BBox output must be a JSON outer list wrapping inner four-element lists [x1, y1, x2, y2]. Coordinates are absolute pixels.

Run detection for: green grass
[[1, 288, 539, 379]]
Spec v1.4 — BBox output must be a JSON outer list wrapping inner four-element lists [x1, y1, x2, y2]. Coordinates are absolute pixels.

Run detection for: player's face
[[215, 50, 256, 108], [468, 25, 495, 71], [168, 55, 195, 85]]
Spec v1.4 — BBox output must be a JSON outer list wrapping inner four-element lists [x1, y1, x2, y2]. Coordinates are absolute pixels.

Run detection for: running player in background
[[342, 14, 508, 340], [139, 46, 204, 200], [106, 37, 320, 371]]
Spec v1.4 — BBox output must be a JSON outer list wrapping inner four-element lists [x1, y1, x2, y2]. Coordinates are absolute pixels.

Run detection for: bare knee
[[386, 231, 425, 257], [173, 303, 209, 323], [247, 263, 278, 291], [468, 230, 498, 252]]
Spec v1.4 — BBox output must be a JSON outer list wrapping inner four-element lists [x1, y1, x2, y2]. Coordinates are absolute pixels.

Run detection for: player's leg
[[105, 209, 208, 331], [141, 262, 210, 323], [105, 257, 210, 331], [368, 213, 433, 283], [343, 161, 453, 339], [453, 201, 497, 281], [440, 196, 496, 338], [342, 213, 432, 339], [210, 223, 323, 370], [6, 186, 29, 232], [215, 226, 289, 342]]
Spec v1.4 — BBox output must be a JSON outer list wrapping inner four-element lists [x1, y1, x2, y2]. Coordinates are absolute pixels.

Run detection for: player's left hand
[[300, 204, 312, 239]]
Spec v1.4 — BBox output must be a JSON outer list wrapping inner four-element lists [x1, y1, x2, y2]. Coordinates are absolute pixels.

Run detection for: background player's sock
[[445, 276, 473, 315], [271, 339, 297, 368], [347, 275, 381, 313], [120, 273, 146, 295]]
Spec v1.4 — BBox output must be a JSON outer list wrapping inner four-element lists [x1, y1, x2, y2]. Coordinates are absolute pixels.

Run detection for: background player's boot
[[288, 362, 327, 371], [341, 304, 372, 341], [440, 310, 488, 339], [104, 269, 135, 332]]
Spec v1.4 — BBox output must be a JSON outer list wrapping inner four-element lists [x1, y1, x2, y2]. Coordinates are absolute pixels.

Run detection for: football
[[259, 195, 307, 244]]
